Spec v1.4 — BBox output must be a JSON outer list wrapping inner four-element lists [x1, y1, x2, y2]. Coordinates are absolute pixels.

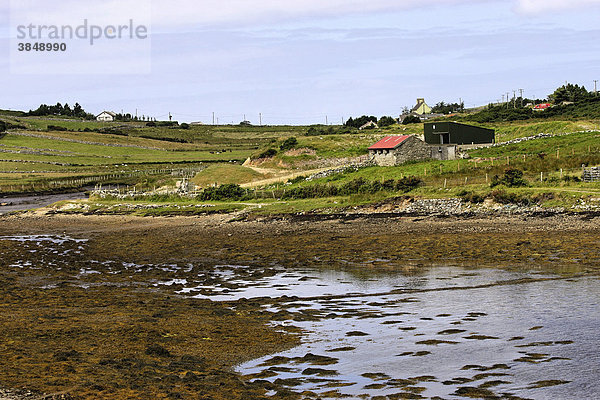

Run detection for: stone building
[[368, 135, 431, 166]]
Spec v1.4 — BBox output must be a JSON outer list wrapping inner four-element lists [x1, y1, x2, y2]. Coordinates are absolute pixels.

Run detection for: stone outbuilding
[[368, 135, 431, 166]]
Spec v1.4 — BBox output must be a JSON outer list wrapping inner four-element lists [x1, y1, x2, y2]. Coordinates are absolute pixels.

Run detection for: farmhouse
[[424, 122, 495, 145], [368, 135, 430, 166], [96, 111, 116, 122], [411, 98, 432, 115]]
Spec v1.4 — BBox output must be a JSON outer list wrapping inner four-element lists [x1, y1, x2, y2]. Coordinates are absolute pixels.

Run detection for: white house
[[96, 111, 117, 122]]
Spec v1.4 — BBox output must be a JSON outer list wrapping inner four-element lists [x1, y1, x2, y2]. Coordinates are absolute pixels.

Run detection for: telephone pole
[[512, 90, 517, 109], [519, 89, 524, 107], [594, 80, 598, 95], [212, 112, 215, 125], [259, 113, 262, 126], [506, 92, 510, 109], [325, 115, 328, 125]]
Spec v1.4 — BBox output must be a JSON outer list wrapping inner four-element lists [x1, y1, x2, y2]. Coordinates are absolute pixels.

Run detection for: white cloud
[[515, 0, 600, 14]]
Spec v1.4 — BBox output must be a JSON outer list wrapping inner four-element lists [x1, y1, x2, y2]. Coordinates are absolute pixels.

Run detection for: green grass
[[192, 164, 267, 187]]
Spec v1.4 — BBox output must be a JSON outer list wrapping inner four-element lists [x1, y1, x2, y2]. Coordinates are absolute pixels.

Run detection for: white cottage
[[96, 111, 116, 122]]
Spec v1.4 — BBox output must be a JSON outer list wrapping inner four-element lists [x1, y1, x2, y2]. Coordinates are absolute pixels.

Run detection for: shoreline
[[0, 210, 598, 399]]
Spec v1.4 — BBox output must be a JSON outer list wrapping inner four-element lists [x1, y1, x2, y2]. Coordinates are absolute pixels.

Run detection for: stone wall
[[395, 136, 431, 163], [429, 145, 457, 161]]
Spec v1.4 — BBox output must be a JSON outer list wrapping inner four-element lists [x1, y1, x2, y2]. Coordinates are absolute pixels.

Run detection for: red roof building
[[368, 135, 431, 166], [368, 135, 410, 150], [533, 103, 552, 110]]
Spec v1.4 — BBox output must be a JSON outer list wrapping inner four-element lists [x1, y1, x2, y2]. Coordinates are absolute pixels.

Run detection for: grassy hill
[[1, 113, 599, 214]]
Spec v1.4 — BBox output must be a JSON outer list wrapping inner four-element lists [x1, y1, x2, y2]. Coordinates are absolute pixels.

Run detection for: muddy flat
[[0, 212, 598, 399]]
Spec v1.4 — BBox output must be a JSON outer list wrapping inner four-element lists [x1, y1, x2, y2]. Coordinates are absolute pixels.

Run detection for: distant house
[[411, 98, 432, 115], [368, 135, 430, 166], [399, 98, 443, 123], [533, 103, 552, 111], [96, 111, 116, 122], [359, 121, 379, 130], [424, 122, 495, 145]]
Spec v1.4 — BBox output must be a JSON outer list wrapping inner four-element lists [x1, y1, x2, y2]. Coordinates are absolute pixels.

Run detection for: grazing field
[[1, 115, 599, 210]]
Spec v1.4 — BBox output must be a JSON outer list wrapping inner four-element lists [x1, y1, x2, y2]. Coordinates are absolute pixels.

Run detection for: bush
[[256, 148, 277, 159], [395, 176, 422, 192], [180, 123, 190, 129], [458, 190, 486, 204], [146, 121, 156, 127], [280, 137, 298, 151], [47, 125, 68, 131], [490, 168, 527, 188], [490, 189, 531, 205], [199, 184, 246, 201], [0, 121, 6, 132], [378, 116, 397, 127], [402, 115, 421, 125], [288, 175, 306, 184]]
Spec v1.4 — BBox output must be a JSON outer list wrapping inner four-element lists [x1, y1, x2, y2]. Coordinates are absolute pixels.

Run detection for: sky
[[0, 0, 599, 124]]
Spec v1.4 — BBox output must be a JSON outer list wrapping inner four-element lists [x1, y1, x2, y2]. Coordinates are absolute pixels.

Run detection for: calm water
[[2, 234, 599, 399]]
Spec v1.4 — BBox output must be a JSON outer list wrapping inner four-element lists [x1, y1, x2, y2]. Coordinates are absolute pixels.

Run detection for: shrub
[[257, 148, 277, 159], [402, 115, 421, 125], [180, 123, 190, 129], [490, 189, 531, 205], [47, 125, 68, 131], [146, 121, 156, 127], [199, 184, 246, 201], [490, 168, 527, 188], [0, 121, 5, 132], [288, 175, 306, 184], [458, 190, 486, 204], [378, 116, 397, 127], [395, 176, 422, 192], [280, 137, 298, 151]]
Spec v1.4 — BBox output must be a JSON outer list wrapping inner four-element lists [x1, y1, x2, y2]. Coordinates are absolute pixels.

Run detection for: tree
[[431, 101, 465, 114], [378, 116, 397, 127], [549, 83, 591, 103], [63, 103, 72, 116], [402, 115, 421, 125], [345, 115, 377, 129]]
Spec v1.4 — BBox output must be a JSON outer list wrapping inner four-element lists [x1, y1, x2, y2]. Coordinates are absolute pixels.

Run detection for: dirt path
[[240, 166, 333, 188]]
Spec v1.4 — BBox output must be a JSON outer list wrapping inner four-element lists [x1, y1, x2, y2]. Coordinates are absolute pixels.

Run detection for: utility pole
[[519, 89, 524, 107], [506, 92, 510, 109], [325, 115, 328, 125], [212, 112, 215, 125], [259, 113, 262, 126], [594, 80, 598, 95], [168, 112, 172, 121], [512, 90, 517, 109], [502, 94, 505, 104]]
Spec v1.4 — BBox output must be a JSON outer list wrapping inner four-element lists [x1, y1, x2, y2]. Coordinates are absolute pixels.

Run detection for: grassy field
[[1, 114, 599, 206]]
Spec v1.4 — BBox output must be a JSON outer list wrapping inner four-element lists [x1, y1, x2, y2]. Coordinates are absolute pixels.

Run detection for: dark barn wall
[[424, 122, 495, 145]]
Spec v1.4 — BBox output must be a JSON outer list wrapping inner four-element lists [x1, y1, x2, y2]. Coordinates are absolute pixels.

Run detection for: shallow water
[[1, 234, 599, 399], [239, 276, 600, 399], [0, 191, 88, 214]]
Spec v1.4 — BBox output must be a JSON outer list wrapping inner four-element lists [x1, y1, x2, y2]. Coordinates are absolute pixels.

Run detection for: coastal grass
[[192, 164, 268, 187]]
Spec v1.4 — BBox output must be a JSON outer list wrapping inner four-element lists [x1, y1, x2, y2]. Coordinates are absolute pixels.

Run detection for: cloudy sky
[[0, 0, 599, 124]]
